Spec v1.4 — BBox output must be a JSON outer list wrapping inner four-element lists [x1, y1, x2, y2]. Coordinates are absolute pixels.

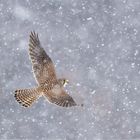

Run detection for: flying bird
[[15, 31, 82, 108]]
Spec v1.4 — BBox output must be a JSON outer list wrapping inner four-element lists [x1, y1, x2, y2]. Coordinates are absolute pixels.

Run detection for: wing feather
[[43, 86, 78, 107], [28, 31, 57, 85]]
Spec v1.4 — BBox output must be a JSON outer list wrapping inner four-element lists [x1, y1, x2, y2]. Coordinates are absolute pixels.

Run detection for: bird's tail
[[14, 87, 41, 107]]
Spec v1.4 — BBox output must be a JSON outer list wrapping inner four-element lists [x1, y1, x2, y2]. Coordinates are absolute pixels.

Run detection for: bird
[[14, 31, 83, 108]]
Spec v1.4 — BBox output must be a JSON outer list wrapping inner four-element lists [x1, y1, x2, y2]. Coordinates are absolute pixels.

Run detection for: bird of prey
[[15, 31, 82, 108]]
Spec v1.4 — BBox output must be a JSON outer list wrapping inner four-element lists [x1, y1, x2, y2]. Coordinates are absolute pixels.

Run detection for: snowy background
[[0, 0, 140, 139]]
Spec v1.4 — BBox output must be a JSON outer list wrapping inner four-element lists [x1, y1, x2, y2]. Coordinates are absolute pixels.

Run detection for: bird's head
[[58, 78, 69, 87]]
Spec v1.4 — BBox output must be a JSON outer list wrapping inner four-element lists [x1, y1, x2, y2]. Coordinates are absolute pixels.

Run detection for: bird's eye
[[63, 80, 66, 85]]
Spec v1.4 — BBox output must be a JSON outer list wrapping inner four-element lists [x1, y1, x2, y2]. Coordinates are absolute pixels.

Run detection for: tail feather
[[14, 88, 41, 107]]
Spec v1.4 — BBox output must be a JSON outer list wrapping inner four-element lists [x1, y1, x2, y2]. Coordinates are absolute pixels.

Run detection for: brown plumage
[[15, 88, 41, 107], [15, 31, 82, 108]]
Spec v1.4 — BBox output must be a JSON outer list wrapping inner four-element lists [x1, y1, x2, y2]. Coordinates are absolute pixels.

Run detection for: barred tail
[[14, 88, 41, 107]]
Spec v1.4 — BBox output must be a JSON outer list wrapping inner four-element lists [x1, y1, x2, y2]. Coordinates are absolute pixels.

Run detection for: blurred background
[[0, 0, 140, 139]]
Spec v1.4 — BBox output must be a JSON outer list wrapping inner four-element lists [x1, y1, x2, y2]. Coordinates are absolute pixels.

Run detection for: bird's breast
[[51, 84, 62, 95]]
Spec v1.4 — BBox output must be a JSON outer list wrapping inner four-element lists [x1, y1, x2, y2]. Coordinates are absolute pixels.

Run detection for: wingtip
[[30, 30, 38, 35], [30, 31, 34, 36], [30, 31, 39, 40], [77, 103, 84, 107]]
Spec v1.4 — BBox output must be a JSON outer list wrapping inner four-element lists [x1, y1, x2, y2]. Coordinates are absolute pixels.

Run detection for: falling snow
[[0, 0, 140, 140]]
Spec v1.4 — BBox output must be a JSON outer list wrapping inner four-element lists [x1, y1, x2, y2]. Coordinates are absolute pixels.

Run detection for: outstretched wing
[[29, 31, 57, 85], [43, 85, 79, 107]]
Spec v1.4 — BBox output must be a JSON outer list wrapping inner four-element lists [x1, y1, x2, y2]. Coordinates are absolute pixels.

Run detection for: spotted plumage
[[15, 31, 82, 108]]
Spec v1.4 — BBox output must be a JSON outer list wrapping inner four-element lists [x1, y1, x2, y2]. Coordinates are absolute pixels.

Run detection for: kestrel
[[15, 31, 82, 108]]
